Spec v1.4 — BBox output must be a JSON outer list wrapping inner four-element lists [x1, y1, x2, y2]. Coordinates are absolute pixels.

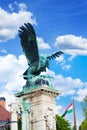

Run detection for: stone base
[[15, 85, 60, 130]]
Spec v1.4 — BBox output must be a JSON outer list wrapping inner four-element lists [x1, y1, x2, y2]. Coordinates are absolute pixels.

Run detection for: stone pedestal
[[15, 85, 60, 130]]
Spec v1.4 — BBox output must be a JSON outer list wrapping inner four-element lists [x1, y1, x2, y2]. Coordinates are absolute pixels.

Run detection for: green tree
[[82, 95, 87, 119], [6, 126, 10, 130], [79, 120, 87, 130], [79, 125, 81, 130], [79, 95, 87, 130], [56, 114, 71, 130]]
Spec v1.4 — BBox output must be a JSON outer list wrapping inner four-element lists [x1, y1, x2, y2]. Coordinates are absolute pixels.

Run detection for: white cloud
[[8, 2, 27, 12], [17, 3, 27, 11], [55, 55, 71, 70], [62, 64, 71, 70], [75, 87, 87, 102], [68, 55, 76, 61], [55, 105, 63, 115], [45, 69, 85, 97], [0, 54, 27, 90], [55, 55, 64, 63], [0, 49, 7, 53], [55, 35, 87, 56], [37, 37, 51, 50], [8, 4, 14, 11], [53, 74, 83, 91], [0, 4, 36, 42]]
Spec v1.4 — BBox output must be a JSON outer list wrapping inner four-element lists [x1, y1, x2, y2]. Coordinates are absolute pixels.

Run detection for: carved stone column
[[10, 103, 19, 130]]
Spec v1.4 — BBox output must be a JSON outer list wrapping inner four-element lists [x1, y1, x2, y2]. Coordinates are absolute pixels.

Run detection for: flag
[[62, 102, 73, 117]]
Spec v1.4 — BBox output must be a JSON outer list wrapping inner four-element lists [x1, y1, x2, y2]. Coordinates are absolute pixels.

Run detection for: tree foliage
[[79, 96, 87, 130], [82, 95, 87, 119], [79, 120, 87, 130], [56, 114, 71, 130]]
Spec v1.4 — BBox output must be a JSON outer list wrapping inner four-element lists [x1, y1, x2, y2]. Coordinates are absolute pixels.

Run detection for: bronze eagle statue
[[19, 23, 63, 80]]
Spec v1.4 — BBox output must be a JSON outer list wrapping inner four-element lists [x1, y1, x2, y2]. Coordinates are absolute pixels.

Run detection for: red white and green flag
[[62, 102, 73, 117]]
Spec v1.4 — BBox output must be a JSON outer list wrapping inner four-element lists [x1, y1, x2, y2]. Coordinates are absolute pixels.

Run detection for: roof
[[0, 105, 11, 121], [0, 97, 5, 101]]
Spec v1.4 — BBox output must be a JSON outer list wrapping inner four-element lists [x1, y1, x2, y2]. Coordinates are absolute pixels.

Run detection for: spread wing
[[47, 51, 63, 60], [18, 23, 39, 65]]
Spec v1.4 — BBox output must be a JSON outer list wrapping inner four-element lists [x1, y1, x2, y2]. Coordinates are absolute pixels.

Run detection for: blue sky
[[0, 0, 87, 128]]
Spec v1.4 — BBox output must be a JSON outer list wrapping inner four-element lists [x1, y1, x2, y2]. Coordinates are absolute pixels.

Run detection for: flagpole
[[73, 97, 77, 130]]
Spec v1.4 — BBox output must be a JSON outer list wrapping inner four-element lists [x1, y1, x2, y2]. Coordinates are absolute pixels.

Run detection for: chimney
[[0, 97, 6, 108]]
